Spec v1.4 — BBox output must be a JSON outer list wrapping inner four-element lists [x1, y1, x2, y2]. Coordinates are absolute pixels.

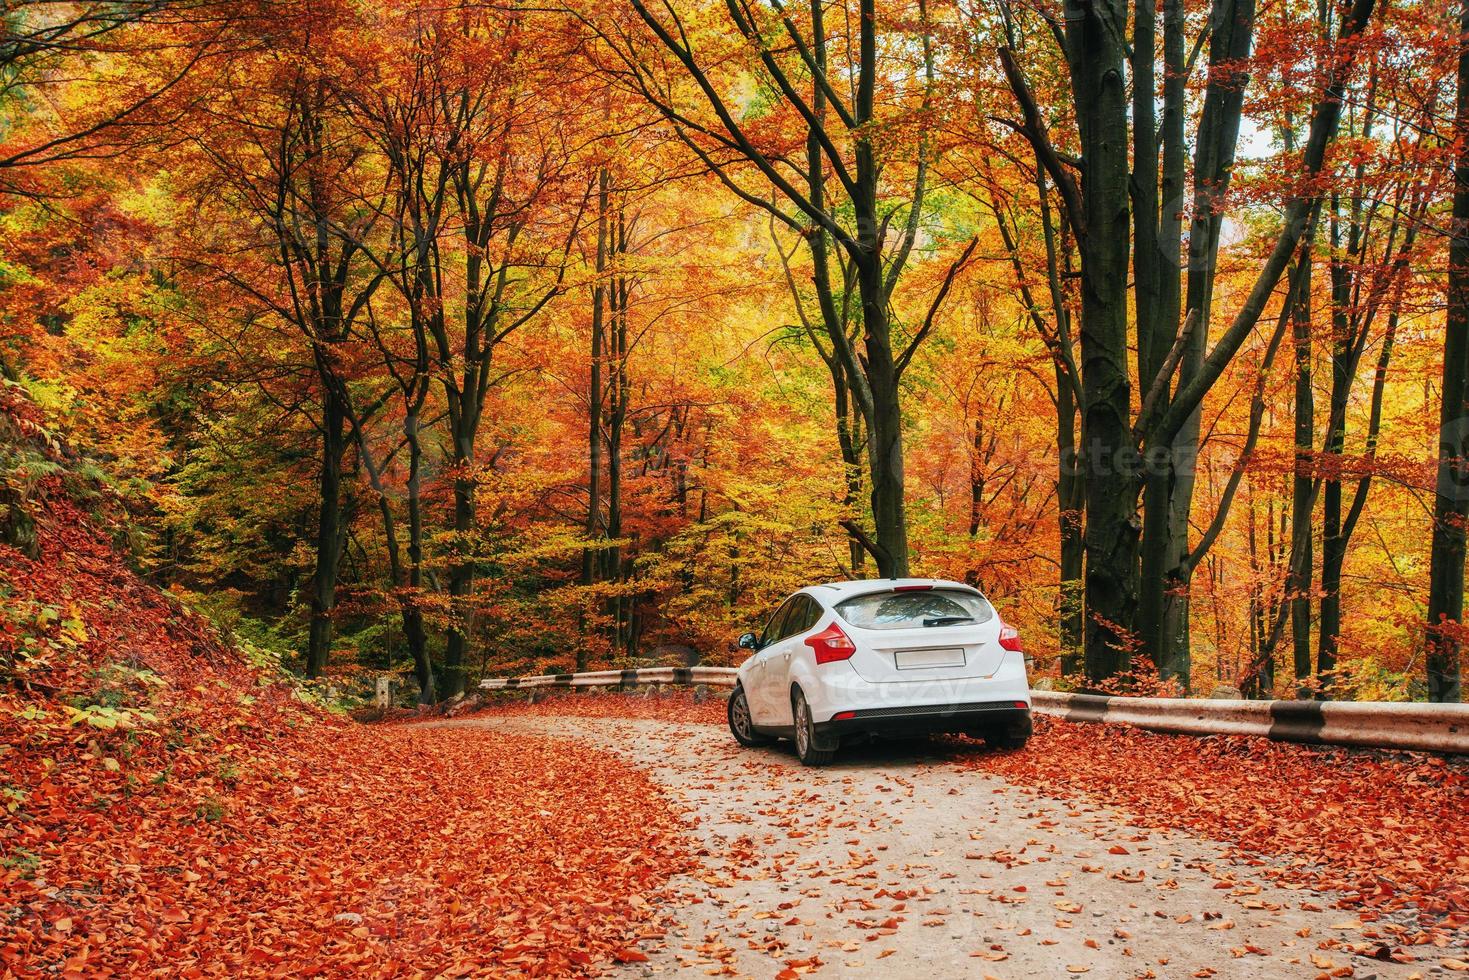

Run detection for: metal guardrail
[[1031, 691, 1469, 755], [481, 666, 739, 690], [480, 668, 1469, 755]]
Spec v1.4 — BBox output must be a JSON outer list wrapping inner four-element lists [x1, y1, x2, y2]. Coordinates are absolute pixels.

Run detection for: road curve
[[439, 715, 1437, 979]]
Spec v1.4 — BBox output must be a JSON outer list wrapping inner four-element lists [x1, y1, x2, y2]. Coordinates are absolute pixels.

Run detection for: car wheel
[[727, 685, 771, 747], [984, 712, 1033, 751], [792, 689, 837, 766]]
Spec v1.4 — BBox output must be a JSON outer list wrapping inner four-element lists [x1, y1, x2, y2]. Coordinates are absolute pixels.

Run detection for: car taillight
[[999, 623, 1022, 653], [805, 623, 857, 664], [893, 584, 933, 592]]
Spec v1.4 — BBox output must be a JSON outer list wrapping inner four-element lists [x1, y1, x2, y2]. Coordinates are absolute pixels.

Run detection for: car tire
[[727, 685, 771, 747], [792, 689, 837, 766], [984, 712, 1033, 751]]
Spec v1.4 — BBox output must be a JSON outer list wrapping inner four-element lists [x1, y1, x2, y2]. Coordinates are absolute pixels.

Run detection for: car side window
[[761, 599, 794, 647], [782, 596, 819, 640], [781, 599, 805, 643], [802, 596, 825, 632]]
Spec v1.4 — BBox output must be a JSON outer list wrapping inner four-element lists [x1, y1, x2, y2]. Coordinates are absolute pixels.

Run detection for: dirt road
[[442, 715, 1443, 979]]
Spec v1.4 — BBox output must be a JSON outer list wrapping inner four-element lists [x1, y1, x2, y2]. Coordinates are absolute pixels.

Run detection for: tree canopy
[[0, 0, 1464, 702]]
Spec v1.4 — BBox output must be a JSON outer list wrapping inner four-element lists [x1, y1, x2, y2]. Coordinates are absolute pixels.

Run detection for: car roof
[[802, 578, 979, 601]]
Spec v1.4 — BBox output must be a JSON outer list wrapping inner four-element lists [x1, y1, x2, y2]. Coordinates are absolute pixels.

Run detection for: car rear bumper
[[814, 702, 1030, 738], [797, 660, 1031, 723]]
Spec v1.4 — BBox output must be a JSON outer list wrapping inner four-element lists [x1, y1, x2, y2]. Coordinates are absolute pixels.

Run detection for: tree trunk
[[306, 381, 347, 677], [834, 366, 865, 572], [351, 398, 436, 704], [580, 171, 609, 671], [1133, 0, 1186, 672], [443, 418, 475, 698], [605, 225, 629, 652], [1058, 367, 1084, 674], [1131, 0, 1162, 389], [1290, 250, 1315, 698], [1033, 166, 1084, 673], [1147, 0, 1258, 689], [1426, 0, 1469, 703], [855, 247, 909, 578], [1243, 495, 1270, 697], [1128, 0, 1168, 671], [969, 417, 986, 538], [403, 411, 433, 704], [1063, 0, 1137, 681], [1318, 198, 1354, 683]]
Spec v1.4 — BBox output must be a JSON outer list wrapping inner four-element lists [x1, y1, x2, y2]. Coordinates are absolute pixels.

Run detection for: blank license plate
[[894, 648, 966, 669]]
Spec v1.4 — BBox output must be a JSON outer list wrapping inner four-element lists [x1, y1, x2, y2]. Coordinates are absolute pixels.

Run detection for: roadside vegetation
[[0, 391, 690, 975]]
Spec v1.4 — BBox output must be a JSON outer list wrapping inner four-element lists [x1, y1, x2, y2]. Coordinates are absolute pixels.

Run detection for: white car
[[726, 579, 1032, 765]]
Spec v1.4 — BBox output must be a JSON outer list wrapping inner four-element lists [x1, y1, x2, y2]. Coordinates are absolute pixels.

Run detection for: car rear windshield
[[834, 588, 995, 630]]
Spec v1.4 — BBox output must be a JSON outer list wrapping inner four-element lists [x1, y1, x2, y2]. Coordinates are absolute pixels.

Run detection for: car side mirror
[[737, 631, 760, 650]]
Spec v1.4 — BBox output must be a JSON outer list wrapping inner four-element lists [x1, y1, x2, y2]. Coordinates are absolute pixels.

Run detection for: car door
[[748, 599, 795, 725], [761, 596, 819, 728]]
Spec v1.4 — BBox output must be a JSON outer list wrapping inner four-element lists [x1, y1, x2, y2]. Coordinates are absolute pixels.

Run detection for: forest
[[1, 0, 1465, 705]]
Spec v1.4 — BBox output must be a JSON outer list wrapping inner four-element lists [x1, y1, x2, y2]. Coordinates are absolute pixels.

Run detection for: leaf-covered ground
[[476, 690, 1469, 940], [1, 491, 692, 977], [960, 713, 1469, 932], [2, 718, 691, 977]]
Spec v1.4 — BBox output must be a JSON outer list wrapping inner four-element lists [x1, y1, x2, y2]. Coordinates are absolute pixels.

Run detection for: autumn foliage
[[0, 0, 1463, 702]]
